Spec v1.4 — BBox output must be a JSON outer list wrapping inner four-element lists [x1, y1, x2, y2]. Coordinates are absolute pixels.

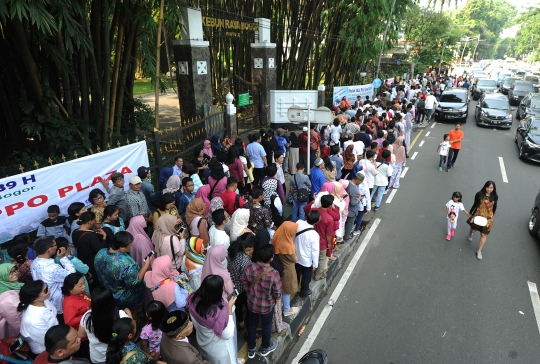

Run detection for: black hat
[[160, 310, 190, 338], [137, 166, 150, 179]]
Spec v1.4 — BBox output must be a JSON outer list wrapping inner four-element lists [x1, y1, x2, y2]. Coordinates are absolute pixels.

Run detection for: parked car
[[530, 190, 540, 239], [435, 88, 469, 122], [508, 81, 535, 105], [516, 93, 540, 119], [515, 116, 540, 161], [500, 77, 520, 95], [524, 74, 540, 92], [471, 78, 498, 100], [475, 93, 513, 128]]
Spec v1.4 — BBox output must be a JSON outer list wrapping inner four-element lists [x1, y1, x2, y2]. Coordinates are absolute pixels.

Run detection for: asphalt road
[[285, 99, 540, 364]]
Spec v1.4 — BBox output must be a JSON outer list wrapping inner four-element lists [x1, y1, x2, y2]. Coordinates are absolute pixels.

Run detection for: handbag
[[472, 216, 488, 227], [294, 174, 309, 202]]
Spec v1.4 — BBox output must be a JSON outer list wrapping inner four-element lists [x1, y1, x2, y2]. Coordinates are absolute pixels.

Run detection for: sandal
[[328, 255, 337, 261], [314, 272, 327, 281]]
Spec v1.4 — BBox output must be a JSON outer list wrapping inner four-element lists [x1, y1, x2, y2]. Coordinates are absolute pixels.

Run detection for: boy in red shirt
[[220, 177, 245, 216]]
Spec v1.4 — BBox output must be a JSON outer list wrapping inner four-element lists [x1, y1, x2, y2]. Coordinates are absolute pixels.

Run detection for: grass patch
[[133, 78, 154, 96]]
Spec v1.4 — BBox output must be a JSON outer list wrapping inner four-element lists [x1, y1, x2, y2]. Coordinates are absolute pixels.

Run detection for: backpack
[[298, 349, 328, 364], [417, 99, 425, 109]]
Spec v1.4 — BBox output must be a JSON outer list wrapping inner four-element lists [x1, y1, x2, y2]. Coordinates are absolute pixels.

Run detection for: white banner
[[0, 141, 150, 243], [332, 84, 374, 107]]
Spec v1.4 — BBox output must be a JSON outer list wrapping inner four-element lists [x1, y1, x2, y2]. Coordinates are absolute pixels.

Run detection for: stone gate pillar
[[251, 18, 276, 128], [172, 7, 213, 121]]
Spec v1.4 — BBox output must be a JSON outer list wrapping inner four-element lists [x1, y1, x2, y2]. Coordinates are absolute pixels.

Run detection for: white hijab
[[229, 208, 250, 242]]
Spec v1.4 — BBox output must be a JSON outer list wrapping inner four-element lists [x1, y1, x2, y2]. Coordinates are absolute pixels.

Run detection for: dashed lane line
[[419, 140, 425, 147], [498, 156, 508, 183], [527, 281, 540, 337], [425, 131, 431, 137], [411, 152, 418, 160], [386, 189, 397, 204], [400, 167, 409, 178]]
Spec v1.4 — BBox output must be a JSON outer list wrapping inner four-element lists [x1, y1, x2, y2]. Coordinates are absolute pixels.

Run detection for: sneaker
[[451, 230, 454, 237], [352, 231, 361, 236], [284, 307, 299, 316], [477, 252, 482, 260], [439, 167, 442, 171], [248, 348, 256, 359], [446, 234, 451, 241], [373, 206, 379, 212], [260, 341, 278, 357], [467, 233, 473, 241]]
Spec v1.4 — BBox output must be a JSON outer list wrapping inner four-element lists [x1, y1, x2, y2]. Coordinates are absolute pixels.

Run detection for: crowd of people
[[0, 73, 456, 364]]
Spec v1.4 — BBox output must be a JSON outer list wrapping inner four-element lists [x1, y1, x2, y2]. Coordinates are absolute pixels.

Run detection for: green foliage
[[512, 8, 540, 60]]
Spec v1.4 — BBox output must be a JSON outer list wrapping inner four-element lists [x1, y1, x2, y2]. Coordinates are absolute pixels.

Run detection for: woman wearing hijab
[[341, 144, 356, 179], [208, 163, 227, 199], [321, 182, 347, 245], [0, 266, 22, 338], [159, 167, 174, 191], [127, 215, 154, 268], [210, 135, 226, 156], [229, 209, 250, 242], [272, 222, 299, 317], [201, 245, 234, 297], [195, 184, 212, 214], [202, 140, 213, 159], [152, 214, 186, 271], [145, 255, 192, 312], [185, 198, 210, 249], [388, 135, 407, 189], [186, 275, 238, 364]]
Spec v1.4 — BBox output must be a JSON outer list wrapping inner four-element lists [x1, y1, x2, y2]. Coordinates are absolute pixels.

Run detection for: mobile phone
[[144, 251, 155, 261], [226, 289, 239, 301], [178, 226, 186, 234], [9, 337, 23, 353]]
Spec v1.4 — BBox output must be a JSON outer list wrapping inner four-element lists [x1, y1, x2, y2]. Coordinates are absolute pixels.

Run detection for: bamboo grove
[[0, 0, 412, 175]]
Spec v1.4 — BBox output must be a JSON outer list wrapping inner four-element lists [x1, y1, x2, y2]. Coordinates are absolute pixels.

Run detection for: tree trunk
[[101, 0, 111, 145], [155, 0, 165, 129], [108, 15, 125, 141]]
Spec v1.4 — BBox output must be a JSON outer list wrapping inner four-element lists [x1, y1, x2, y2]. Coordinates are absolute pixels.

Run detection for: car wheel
[[529, 209, 539, 237], [519, 143, 525, 159]]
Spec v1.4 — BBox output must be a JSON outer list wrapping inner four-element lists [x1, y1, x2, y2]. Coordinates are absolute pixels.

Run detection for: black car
[[515, 116, 540, 161], [471, 78, 498, 100], [475, 93, 513, 128], [435, 88, 469, 122], [508, 81, 535, 105], [500, 77, 520, 95], [516, 93, 540, 120], [530, 190, 540, 239]]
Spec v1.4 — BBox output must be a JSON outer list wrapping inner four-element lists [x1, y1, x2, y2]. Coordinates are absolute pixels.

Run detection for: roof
[[483, 93, 507, 100]]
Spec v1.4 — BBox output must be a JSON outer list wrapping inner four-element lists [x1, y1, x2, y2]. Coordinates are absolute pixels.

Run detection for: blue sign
[[372, 78, 382, 88]]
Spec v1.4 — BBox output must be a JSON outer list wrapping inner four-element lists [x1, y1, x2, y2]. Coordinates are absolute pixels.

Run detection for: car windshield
[[440, 93, 465, 103], [504, 78, 519, 85], [483, 99, 509, 110], [530, 97, 540, 108], [477, 80, 496, 87], [530, 120, 540, 136], [514, 83, 534, 91]]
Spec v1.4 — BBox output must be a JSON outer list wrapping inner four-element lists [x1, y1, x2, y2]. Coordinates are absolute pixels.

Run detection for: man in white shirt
[[31, 236, 76, 315], [172, 155, 183, 176], [424, 92, 438, 124], [294, 211, 320, 297], [208, 209, 230, 250]]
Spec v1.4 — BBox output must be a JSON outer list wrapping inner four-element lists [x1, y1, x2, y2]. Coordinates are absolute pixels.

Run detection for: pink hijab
[[127, 215, 153, 268], [195, 184, 211, 214], [201, 245, 234, 296], [144, 255, 180, 308], [202, 140, 213, 158]]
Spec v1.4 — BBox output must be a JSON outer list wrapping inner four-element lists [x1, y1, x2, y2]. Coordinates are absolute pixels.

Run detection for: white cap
[[129, 176, 142, 184], [302, 127, 308, 131]]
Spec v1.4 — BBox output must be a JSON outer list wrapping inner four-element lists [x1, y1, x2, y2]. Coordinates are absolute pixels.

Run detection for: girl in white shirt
[[437, 134, 450, 171], [445, 191, 471, 241]]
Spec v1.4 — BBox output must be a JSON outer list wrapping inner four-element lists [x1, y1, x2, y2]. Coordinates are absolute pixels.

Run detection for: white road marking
[[498, 156, 508, 183], [291, 219, 381, 364], [400, 167, 409, 178], [527, 281, 540, 336], [386, 188, 397, 203], [419, 140, 425, 147], [411, 152, 418, 160], [425, 131, 431, 137], [431, 122, 436, 129]]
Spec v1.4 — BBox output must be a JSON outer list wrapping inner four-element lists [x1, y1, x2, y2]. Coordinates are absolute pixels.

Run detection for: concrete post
[[225, 92, 238, 140], [172, 7, 213, 121], [317, 84, 326, 107], [251, 18, 276, 128]]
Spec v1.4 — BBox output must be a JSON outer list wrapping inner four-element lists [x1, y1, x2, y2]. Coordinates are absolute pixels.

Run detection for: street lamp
[[360, 71, 367, 83], [438, 25, 470, 73], [460, 35, 480, 64]]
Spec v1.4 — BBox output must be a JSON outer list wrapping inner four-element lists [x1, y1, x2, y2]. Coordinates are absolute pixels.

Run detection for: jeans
[[425, 108, 434, 122], [355, 209, 366, 232], [344, 215, 357, 239], [371, 185, 386, 208], [282, 294, 291, 312], [248, 306, 274, 350], [295, 263, 313, 295], [309, 149, 317, 169], [439, 155, 447, 168], [446, 148, 459, 169], [315, 249, 327, 279], [292, 200, 307, 222]]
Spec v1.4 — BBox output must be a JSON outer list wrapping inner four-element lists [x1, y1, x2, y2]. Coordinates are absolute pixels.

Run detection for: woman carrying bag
[[467, 181, 498, 260]]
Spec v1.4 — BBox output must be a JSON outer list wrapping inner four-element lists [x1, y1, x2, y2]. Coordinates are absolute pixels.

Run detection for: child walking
[[445, 192, 471, 241], [437, 134, 450, 171]]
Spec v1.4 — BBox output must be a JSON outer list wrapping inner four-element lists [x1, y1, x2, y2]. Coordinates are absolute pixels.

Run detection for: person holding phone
[[30, 236, 76, 319]]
